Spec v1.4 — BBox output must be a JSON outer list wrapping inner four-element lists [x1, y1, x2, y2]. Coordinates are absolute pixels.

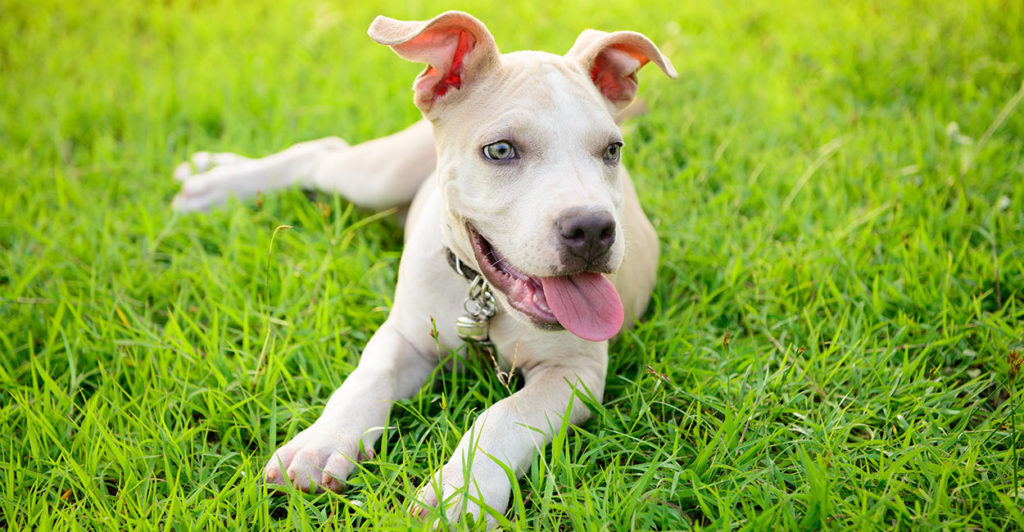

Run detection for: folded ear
[[368, 11, 500, 113], [567, 29, 677, 110]]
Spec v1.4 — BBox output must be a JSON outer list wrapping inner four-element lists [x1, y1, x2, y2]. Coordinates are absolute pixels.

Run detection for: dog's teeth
[[533, 293, 550, 312]]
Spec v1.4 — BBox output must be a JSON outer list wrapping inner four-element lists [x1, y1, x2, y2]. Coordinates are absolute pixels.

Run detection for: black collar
[[446, 248, 481, 282]]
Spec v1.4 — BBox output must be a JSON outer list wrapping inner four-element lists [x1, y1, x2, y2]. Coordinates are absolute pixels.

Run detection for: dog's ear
[[369, 11, 500, 113], [567, 30, 677, 111]]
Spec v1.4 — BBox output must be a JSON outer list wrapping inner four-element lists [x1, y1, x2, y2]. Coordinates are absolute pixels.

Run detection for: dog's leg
[[173, 119, 435, 212], [263, 320, 435, 492], [172, 136, 348, 212], [412, 352, 607, 526]]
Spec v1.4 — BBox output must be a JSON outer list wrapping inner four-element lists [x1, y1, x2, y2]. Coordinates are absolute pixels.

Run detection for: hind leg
[[172, 119, 435, 212]]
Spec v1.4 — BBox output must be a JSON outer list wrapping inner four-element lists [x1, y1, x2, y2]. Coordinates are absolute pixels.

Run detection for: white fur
[[173, 11, 673, 526]]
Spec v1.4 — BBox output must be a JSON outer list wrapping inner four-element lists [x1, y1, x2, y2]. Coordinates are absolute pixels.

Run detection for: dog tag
[[456, 314, 490, 342], [456, 276, 497, 344]]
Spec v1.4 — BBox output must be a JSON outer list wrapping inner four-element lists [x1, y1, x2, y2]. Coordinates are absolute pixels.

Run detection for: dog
[[173, 11, 675, 525]]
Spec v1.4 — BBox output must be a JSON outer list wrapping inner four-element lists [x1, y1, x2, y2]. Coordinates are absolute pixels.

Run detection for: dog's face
[[370, 12, 676, 341], [433, 52, 627, 338]]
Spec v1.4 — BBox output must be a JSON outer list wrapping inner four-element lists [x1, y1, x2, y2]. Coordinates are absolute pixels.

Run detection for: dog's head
[[370, 12, 675, 341]]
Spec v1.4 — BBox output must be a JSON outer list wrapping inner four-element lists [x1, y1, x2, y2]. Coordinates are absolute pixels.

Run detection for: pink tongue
[[540, 272, 624, 342]]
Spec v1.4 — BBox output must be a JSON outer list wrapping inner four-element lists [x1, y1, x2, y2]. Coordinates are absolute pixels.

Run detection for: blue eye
[[603, 142, 623, 163], [483, 141, 517, 161]]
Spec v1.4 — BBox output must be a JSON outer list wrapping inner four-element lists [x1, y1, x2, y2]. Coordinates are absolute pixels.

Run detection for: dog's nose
[[556, 209, 616, 262]]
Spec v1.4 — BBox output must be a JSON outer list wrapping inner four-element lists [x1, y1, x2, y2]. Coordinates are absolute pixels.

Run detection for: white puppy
[[173, 11, 675, 525]]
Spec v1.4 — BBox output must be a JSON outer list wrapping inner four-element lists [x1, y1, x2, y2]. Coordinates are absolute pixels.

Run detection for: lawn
[[2, 0, 1023, 529]]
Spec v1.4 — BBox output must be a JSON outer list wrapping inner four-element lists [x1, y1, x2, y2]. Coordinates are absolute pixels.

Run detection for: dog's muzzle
[[461, 223, 624, 342]]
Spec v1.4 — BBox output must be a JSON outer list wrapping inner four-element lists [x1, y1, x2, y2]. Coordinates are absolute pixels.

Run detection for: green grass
[[2, 0, 1023, 529]]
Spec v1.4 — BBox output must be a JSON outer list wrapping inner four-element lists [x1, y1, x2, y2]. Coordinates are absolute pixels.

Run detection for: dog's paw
[[263, 424, 373, 494], [171, 151, 254, 212], [409, 459, 511, 528], [173, 151, 252, 182], [170, 137, 349, 212]]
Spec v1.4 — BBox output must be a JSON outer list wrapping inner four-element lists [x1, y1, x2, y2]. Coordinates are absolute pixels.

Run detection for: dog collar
[[445, 248, 498, 344], [446, 248, 481, 282]]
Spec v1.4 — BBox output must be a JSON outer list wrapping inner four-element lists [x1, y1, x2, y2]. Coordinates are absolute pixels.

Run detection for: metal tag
[[456, 276, 497, 345], [456, 314, 490, 342]]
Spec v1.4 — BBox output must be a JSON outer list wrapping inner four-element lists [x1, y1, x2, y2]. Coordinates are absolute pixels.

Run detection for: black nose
[[556, 208, 616, 263]]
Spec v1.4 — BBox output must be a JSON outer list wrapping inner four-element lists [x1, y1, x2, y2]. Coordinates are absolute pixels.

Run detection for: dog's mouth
[[466, 224, 624, 342]]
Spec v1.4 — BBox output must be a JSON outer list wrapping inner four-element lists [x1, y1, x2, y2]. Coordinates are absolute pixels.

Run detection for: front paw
[[410, 458, 512, 527], [263, 424, 373, 493]]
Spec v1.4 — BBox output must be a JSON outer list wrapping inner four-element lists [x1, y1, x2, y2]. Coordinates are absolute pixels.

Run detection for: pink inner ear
[[589, 47, 648, 105], [437, 30, 471, 97], [416, 30, 473, 102]]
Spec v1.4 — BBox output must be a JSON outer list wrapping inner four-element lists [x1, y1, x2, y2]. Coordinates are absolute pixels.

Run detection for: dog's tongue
[[540, 272, 624, 342]]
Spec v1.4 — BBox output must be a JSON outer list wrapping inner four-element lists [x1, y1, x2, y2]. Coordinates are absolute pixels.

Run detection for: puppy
[[173, 11, 675, 524]]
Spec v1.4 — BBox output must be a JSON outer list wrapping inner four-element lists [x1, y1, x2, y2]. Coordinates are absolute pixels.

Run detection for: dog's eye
[[603, 142, 623, 164], [483, 141, 517, 161]]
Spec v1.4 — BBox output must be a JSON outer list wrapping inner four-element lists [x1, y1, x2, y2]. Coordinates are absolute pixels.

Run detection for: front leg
[[264, 320, 435, 492], [413, 348, 607, 525]]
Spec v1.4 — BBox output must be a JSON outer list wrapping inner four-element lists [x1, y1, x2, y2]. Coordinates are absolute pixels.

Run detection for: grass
[[2, 0, 1023, 529]]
